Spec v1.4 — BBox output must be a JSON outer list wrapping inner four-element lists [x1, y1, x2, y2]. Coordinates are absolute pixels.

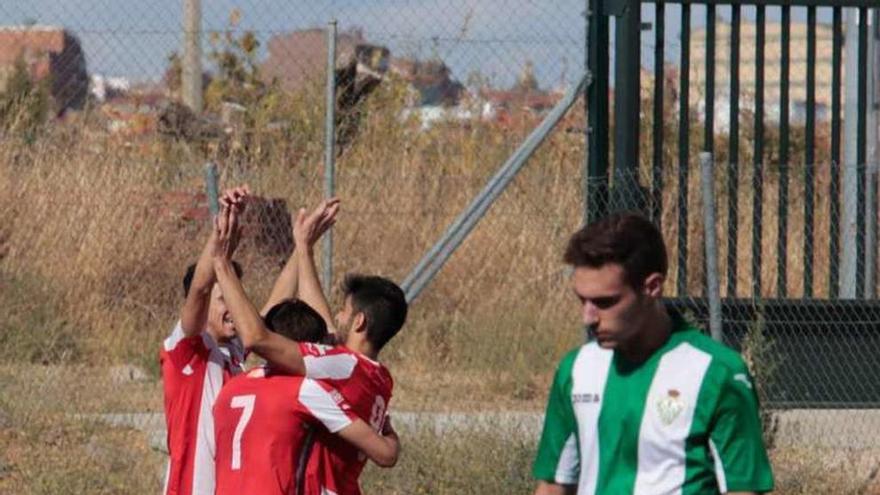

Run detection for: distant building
[[389, 57, 464, 107], [0, 25, 89, 113], [262, 28, 389, 93]]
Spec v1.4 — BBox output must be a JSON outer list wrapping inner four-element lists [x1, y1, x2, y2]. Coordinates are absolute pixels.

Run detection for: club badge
[[656, 389, 686, 425]]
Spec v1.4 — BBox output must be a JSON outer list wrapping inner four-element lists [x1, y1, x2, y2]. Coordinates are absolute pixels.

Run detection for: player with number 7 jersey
[[299, 341, 394, 495], [213, 366, 397, 495]]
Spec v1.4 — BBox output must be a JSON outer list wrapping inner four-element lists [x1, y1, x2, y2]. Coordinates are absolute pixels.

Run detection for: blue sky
[[0, 1, 841, 88]]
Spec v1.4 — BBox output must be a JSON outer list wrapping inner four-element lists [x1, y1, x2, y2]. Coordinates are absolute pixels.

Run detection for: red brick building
[[0, 25, 89, 113]]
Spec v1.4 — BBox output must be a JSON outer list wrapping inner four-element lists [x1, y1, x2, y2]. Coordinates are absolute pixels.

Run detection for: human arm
[[178, 185, 250, 337], [179, 229, 218, 337], [211, 202, 307, 375], [708, 365, 774, 494], [336, 417, 400, 468], [259, 246, 299, 316], [533, 350, 580, 492], [293, 198, 340, 331], [533, 481, 577, 495], [260, 198, 339, 316]]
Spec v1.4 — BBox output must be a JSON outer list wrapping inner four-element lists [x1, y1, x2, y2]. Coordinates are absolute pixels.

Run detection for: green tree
[[0, 56, 51, 140]]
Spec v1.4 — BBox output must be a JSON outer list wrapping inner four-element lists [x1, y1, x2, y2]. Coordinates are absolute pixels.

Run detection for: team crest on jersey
[[656, 389, 686, 425]]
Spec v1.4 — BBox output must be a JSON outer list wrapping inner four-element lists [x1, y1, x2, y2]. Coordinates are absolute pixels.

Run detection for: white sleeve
[[298, 379, 353, 433], [303, 353, 358, 380], [163, 320, 186, 351]]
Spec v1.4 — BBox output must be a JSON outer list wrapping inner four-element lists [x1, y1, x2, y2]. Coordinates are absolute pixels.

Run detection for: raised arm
[[178, 185, 250, 337], [179, 229, 219, 337], [259, 245, 300, 316], [211, 201, 307, 375], [293, 198, 340, 331]]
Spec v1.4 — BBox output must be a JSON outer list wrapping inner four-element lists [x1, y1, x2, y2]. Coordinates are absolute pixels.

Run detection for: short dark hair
[[342, 274, 408, 352], [564, 212, 667, 289], [182, 261, 243, 298], [264, 299, 328, 343]]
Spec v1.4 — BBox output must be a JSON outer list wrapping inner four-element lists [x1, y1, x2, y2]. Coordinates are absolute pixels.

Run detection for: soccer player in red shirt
[[213, 298, 399, 495], [214, 195, 408, 495], [160, 186, 250, 495]]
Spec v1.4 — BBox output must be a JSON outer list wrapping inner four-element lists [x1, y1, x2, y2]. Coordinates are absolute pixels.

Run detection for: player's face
[[572, 263, 650, 351], [207, 284, 237, 341], [335, 295, 356, 342]]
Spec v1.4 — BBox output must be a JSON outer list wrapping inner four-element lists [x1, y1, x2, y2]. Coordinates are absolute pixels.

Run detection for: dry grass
[[0, 80, 871, 491]]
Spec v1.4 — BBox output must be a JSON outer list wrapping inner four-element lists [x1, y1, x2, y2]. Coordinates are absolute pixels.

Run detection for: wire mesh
[[0, 1, 879, 494]]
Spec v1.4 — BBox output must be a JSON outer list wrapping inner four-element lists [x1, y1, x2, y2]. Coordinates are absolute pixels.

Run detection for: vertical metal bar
[[804, 7, 816, 298], [612, 0, 641, 211], [205, 162, 220, 218], [728, 4, 741, 298], [857, 7, 869, 299], [703, 4, 716, 297], [865, 10, 879, 298], [868, 164, 878, 297], [704, 4, 715, 154], [678, 3, 691, 297], [843, 7, 860, 298], [778, 6, 790, 298], [587, 0, 610, 224], [182, 0, 203, 113], [701, 152, 722, 342], [753, 5, 766, 299], [830, 6, 842, 299], [323, 21, 337, 297], [652, 1, 666, 224]]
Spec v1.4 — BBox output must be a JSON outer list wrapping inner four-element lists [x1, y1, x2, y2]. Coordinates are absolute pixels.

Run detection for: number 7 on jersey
[[230, 394, 256, 470]]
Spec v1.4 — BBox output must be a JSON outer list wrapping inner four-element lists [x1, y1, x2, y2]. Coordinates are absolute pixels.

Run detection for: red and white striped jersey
[[299, 343, 394, 495], [160, 321, 245, 495], [213, 367, 358, 495]]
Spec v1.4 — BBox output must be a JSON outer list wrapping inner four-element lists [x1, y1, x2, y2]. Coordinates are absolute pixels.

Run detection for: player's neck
[[619, 303, 672, 363], [346, 335, 379, 360]]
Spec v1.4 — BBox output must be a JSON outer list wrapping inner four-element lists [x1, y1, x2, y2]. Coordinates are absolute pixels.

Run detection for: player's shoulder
[[554, 341, 603, 378], [162, 320, 198, 351], [558, 346, 583, 370], [674, 326, 749, 376], [300, 341, 350, 357]]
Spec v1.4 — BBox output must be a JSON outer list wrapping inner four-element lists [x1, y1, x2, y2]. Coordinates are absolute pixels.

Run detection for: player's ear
[[353, 311, 367, 334], [642, 273, 664, 298]]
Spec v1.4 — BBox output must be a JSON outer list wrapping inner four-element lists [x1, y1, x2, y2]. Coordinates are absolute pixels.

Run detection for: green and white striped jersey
[[533, 317, 773, 494]]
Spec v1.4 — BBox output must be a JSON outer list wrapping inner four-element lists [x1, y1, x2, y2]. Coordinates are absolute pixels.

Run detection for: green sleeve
[[533, 349, 580, 485], [708, 365, 774, 493]]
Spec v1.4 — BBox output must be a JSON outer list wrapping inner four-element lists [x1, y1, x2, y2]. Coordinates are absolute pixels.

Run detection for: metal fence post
[[611, 0, 641, 213], [586, 0, 609, 224], [843, 8, 860, 298], [700, 152, 722, 342], [323, 20, 337, 297], [205, 162, 219, 219], [182, 0, 203, 113]]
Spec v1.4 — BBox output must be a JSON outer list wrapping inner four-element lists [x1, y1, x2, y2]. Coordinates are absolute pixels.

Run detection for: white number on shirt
[[230, 394, 256, 470]]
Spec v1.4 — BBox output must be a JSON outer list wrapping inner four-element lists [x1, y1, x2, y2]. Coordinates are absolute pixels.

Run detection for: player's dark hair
[[342, 274, 408, 352], [564, 212, 667, 289], [264, 299, 328, 343], [183, 261, 243, 297]]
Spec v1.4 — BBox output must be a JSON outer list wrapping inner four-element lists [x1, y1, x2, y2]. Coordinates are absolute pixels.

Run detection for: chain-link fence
[[1, 1, 879, 494]]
